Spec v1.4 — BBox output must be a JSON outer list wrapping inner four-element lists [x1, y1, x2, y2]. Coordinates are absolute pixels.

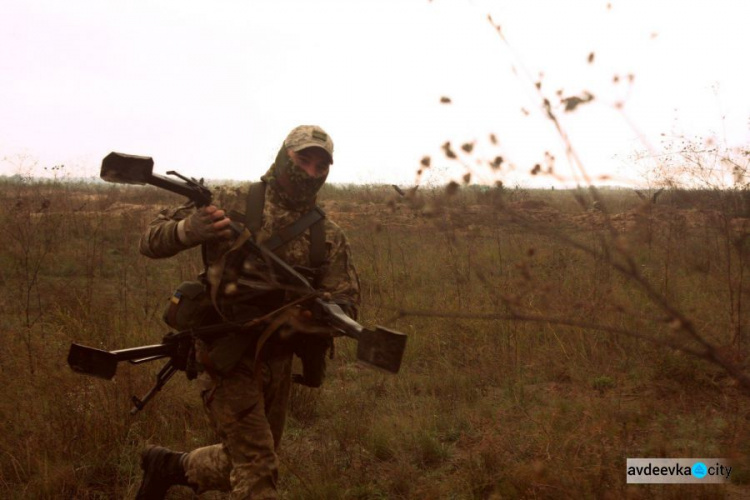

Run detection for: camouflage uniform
[[139, 126, 360, 498]]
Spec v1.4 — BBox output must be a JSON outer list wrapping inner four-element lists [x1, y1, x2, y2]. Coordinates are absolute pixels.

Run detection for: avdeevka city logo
[[691, 462, 707, 479], [626, 458, 732, 483]]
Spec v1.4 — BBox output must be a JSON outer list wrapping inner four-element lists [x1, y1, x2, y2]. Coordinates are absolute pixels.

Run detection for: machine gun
[[67, 152, 407, 414], [70, 322, 242, 415]]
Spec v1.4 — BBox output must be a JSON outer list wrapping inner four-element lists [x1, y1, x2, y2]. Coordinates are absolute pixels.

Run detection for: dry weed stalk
[[396, 7, 750, 395]]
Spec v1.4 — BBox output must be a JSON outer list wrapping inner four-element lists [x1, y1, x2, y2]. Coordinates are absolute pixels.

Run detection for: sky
[[1, 0, 748, 187]]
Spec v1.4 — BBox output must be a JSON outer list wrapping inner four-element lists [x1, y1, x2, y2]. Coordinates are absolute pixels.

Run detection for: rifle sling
[[245, 181, 266, 236], [263, 207, 325, 251]]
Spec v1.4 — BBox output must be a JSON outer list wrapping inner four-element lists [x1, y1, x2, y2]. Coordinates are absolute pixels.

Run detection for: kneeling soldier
[[136, 125, 360, 499]]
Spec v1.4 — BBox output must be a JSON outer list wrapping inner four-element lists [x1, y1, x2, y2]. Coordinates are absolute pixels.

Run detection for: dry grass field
[[1, 178, 749, 498]]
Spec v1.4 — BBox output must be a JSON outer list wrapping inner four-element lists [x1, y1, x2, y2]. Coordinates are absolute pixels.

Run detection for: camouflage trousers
[[183, 343, 293, 499]]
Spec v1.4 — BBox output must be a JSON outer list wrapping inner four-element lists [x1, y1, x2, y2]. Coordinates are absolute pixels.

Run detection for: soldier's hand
[[179, 205, 233, 246], [287, 308, 331, 335]]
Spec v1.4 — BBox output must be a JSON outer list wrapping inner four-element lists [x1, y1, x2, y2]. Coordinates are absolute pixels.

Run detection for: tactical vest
[[166, 182, 327, 330], [243, 181, 327, 269]]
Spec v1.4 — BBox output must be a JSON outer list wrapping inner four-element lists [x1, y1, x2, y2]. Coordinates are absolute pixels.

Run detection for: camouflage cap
[[284, 125, 334, 164]]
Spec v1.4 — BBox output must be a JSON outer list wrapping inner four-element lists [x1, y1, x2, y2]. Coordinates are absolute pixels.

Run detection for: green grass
[[0, 181, 748, 498]]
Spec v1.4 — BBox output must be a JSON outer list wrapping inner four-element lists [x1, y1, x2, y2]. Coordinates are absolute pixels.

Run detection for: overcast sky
[[1, 0, 748, 187]]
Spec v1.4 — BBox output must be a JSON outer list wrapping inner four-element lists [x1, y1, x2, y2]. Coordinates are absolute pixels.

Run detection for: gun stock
[[101, 152, 212, 206], [100, 152, 154, 185], [356, 326, 407, 374], [68, 343, 174, 380], [313, 299, 406, 373]]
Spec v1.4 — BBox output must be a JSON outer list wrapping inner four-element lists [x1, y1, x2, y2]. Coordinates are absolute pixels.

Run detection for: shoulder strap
[[264, 207, 325, 251], [309, 215, 326, 268], [245, 181, 266, 237], [244, 182, 327, 268]]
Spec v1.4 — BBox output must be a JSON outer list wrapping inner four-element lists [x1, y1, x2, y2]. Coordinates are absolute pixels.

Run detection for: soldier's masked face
[[270, 146, 330, 208]]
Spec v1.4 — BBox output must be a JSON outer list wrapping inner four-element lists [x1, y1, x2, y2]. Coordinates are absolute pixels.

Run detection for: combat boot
[[136, 445, 190, 499]]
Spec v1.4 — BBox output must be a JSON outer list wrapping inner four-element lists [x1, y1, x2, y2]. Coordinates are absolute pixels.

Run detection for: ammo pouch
[[162, 281, 215, 330]]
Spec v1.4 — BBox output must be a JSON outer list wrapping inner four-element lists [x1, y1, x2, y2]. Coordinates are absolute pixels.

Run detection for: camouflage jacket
[[139, 182, 361, 369]]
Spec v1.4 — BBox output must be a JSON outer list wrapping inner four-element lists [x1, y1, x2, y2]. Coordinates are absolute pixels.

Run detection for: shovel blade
[[356, 326, 407, 374], [101, 152, 154, 185], [68, 343, 119, 380]]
